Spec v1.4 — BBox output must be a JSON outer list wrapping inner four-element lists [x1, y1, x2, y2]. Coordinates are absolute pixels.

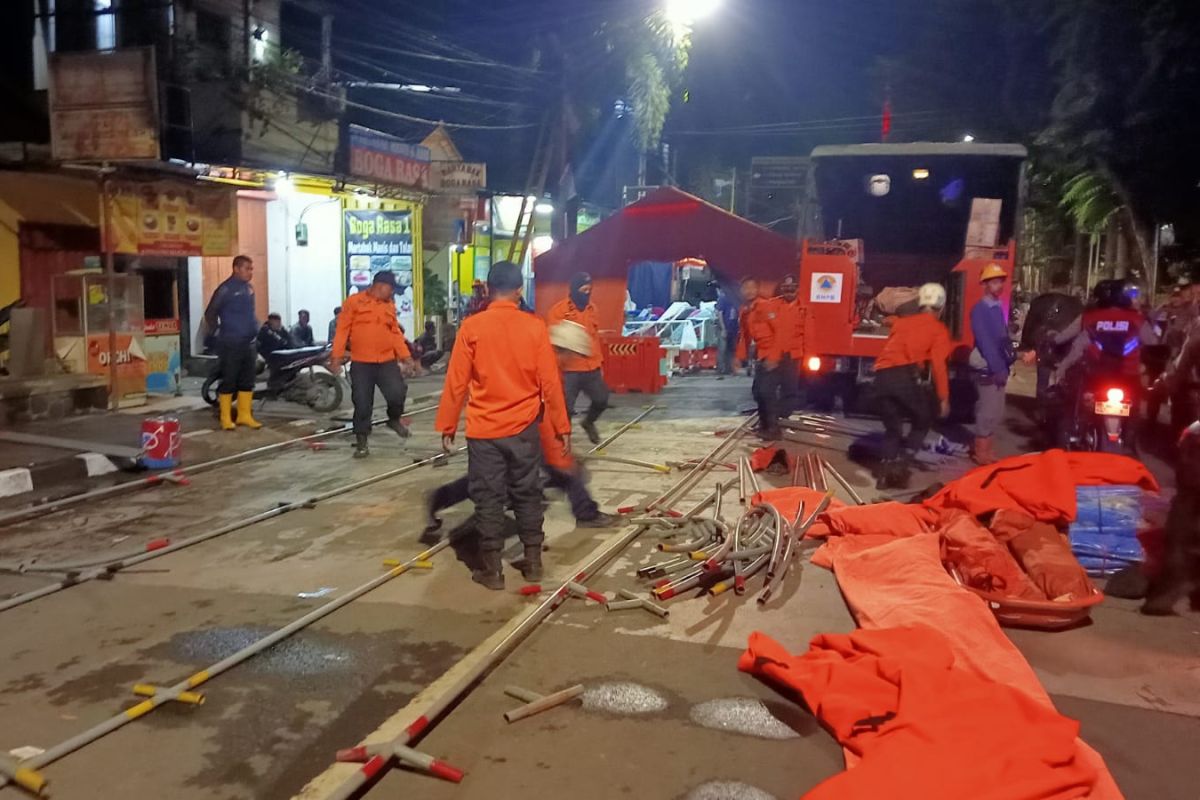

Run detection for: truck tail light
[[806, 356, 822, 372]]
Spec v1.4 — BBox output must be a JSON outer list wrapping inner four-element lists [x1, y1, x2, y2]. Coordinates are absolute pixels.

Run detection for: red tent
[[533, 187, 799, 333]]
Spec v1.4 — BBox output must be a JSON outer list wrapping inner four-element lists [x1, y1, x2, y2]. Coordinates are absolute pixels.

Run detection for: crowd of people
[[203, 253, 1199, 608]]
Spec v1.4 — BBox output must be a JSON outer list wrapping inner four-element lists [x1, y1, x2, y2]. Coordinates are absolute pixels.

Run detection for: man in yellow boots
[[203, 255, 263, 431]]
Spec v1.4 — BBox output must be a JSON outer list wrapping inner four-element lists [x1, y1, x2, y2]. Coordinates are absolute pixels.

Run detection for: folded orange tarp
[[924, 449, 1158, 524], [751, 487, 844, 537], [740, 625, 1098, 800], [822, 532, 1124, 799], [940, 511, 1045, 601], [994, 509, 1096, 601]]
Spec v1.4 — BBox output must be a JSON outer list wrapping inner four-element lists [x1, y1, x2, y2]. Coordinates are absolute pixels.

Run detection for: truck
[[796, 142, 1027, 412]]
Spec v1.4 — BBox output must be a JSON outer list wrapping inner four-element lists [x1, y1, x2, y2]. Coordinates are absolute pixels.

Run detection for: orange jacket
[[773, 298, 813, 359], [874, 313, 953, 401], [546, 297, 603, 372], [539, 416, 574, 470], [331, 291, 411, 365], [735, 297, 779, 362], [435, 300, 569, 440]]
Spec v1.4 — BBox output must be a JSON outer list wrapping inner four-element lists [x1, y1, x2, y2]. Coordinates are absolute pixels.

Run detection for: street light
[[664, 0, 721, 39], [665, 0, 721, 26], [962, 133, 976, 142]]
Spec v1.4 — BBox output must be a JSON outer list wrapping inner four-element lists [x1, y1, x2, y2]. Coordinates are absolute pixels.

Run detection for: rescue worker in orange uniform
[[773, 273, 814, 417], [331, 271, 415, 459], [870, 283, 953, 489], [435, 261, 570, 590], [421, 320, 618, 546], [547, 272, 609, 445], [735, 276, 783, 439]]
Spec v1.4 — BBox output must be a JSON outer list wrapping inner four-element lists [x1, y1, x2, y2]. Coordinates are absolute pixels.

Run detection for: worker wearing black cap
[[330, 271, 416, 458], [547, 271, 609, 444]]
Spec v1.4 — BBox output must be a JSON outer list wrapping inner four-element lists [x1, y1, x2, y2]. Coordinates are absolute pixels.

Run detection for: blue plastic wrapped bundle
[[1069, 485, 1144, 575]]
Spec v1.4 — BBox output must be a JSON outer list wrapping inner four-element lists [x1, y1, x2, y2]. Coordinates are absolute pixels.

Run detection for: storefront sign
[[108, 179, 237, 257], [750, 156, 810, 190], [347, 124, 431, 189], [144, 318, 181, 336], [431, 161, 487, 192], [344, 209, 416, 335], [49, 48, 160, 162], [810, 273, 844, 304]]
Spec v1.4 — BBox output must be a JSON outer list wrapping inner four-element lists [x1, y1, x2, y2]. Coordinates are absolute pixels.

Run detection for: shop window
[[141, 268, 178, 321]]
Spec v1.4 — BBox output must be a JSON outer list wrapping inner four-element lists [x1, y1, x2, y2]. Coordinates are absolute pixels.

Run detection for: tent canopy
[[534, 187, 799, 334]]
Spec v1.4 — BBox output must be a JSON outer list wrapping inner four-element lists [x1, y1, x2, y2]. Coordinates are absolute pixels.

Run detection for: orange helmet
[[979, 263, 1008, 282]]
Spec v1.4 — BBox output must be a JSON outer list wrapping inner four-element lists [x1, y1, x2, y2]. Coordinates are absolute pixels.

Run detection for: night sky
[[299, 0, 953, 201]]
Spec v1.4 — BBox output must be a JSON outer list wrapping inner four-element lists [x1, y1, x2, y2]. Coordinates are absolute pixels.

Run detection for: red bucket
[[141, 416, 181, 469]]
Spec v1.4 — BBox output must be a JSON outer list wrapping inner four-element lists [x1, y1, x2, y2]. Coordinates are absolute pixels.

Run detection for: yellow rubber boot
[[218, 394, 235, 431], [235, 391, 262, 429]]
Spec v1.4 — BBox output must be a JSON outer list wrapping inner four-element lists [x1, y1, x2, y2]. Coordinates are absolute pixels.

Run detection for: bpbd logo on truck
[[811, 273, 843, 303]]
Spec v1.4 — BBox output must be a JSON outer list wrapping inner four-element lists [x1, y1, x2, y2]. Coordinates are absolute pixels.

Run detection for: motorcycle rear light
[[806, 356, 822, 372], [1106, 388, 1125, 404]]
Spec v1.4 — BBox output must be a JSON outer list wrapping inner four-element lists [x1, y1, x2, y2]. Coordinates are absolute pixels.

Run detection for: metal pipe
[[821, 457, 866, 506], [712, 481, 724, 523], [503, 684, 584, 723], [745, 458, 762, 496], [503, 686, 544, 704], [0, 448, 465, 614], [585, 405, 658, 454], [735, 552, 771, 595], [0, 539, 451, 793], [762, 503, 792, 579], [393, 744, 464, 784], [321, 449, 744, 800], [0, 402, 441, 529], [616, 588, 669, 618], [808, 452, 827, 492], [645, 416, 756, 514], [791, 450, 805, 487], [580, 454, 671, 473]]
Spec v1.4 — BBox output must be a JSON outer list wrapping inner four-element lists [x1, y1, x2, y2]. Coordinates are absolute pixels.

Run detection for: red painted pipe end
[[655, 588, 676, 600], [617, 505, 635, 514], [360, 755, 387, 779], [652, 578, 670, 589], [585, 591, 607, 604], [404, 715, 429, 738], [145, 538, 170, 552], [518, 584, 542, 596], [336, 746, 369, 763], [665, 509, 684, 518], [429, 760, 465, 783]]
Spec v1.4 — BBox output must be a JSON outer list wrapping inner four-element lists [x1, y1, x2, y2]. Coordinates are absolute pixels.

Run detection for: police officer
[[870, 283, 952, 489], [203, 255, 261, 431]]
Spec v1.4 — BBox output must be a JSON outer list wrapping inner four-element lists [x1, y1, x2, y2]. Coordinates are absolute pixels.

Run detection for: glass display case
[[52, 272, 147, 407]]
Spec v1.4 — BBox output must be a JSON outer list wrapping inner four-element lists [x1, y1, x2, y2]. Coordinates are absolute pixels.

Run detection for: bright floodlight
[[665, 0, 721, 27], [962, 133, 976, 142]]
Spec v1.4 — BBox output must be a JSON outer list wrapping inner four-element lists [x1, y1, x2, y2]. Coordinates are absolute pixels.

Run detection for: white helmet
[[549, 320, 593, 357], [918, 282, 946, 310]]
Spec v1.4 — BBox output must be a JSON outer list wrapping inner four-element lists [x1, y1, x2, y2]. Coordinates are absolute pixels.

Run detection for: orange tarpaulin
[[924, 449, 1158, 523], [740, 625, 1098, 800], [819, 532, 1123, 799]]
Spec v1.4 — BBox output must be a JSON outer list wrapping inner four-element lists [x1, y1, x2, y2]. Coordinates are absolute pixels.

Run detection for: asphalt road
[[1, 370, 1197, 800]]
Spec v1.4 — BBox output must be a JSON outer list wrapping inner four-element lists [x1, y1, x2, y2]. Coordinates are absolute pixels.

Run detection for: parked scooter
[[202, 344, 342, 413]]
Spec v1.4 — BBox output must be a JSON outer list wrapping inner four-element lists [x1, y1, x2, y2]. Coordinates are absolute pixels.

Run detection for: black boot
[[581, 419, 601, 445], [386, 418, 411, 438], [353, 434, 370, 459], [472, 549, 505, 590], [510, 545, 544, 583]]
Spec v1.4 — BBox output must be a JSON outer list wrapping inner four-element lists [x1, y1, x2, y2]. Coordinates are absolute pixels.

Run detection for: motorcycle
[[1055, 347, 1144, 455], [202, 344, 343, 413]]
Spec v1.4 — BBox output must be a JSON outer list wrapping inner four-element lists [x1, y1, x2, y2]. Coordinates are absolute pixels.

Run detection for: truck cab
[[797, 142, 1027, 410]]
